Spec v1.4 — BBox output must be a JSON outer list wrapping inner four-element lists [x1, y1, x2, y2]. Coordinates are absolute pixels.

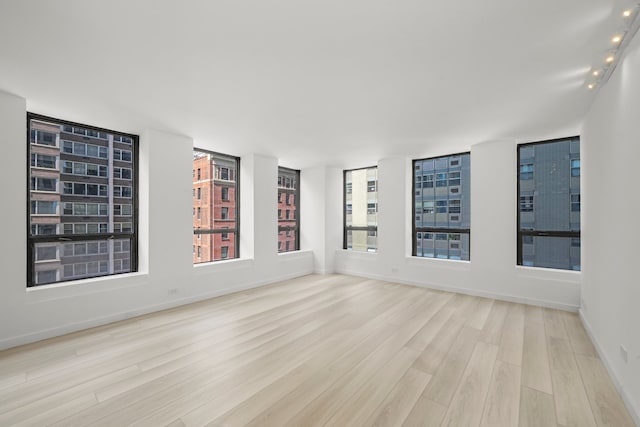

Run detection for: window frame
[[412, 152, 471, 260], [343, 166, 378, 251], [192, 148, 240, 261], [277, 166, 300, 252], [26, 112, 139, 287], [516, 136, 581, 269]]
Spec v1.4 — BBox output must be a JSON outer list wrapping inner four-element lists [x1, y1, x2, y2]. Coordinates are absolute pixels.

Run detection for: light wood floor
[[0, 274, 635, 427]]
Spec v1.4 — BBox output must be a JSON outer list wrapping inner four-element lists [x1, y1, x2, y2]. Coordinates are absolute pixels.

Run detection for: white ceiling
[[0, 0, 635, 168]]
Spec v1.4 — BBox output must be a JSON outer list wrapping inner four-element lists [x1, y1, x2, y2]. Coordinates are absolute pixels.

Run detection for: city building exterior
[[518, 137, 580, 270], [344, 167, 378, 251], [414, 153, 471, 260], [277, 167, 299, 252], [28, 116, 136, 287], [193, 150, 238, 263]]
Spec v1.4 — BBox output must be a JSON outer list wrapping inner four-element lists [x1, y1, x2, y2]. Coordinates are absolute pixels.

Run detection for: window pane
[[345, 230, 377, 252], [193, 150, 239, 263], [345, 168, 377, 228], [344, 167, 378, 252], [413, 153, 470, 261], [32, 239, 133, 285], [278, 167, 300, 252], [28, 115, 138, 287], [278, 229, 298, 253], [521, 235, 581, 271], [518, 138, 580, 270]]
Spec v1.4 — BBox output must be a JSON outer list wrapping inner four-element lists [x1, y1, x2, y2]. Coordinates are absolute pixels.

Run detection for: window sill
[[26, 271, 149, 301], [515, 265, 581, 277], [193, 257, 255, 274], [278, 249, 313, 259]]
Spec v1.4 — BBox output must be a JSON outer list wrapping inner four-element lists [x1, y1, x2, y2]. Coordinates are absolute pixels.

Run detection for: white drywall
[[0, 92, 313, 350], [581, 28, 640, 425], [335, 145, 581, 311]]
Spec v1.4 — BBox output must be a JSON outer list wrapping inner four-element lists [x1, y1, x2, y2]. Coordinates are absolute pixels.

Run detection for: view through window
[[344, 167, 378, 252], [27, 114, 138, 287], [518, 137, 580, 270], [193, 149, 239, 263], [413, 153, 470, 260], [278, 167, 300, 252]]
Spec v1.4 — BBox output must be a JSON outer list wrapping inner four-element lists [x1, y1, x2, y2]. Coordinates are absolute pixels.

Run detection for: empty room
[[0, 0, 639, 426]]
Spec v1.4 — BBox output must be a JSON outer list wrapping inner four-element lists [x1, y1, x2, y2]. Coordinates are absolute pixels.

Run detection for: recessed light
[[588, 84, 595, 90], [606, 55, 615, 63], [623, 9, 632, 17], [593, 70, 599, 76], [612, 35, 622, 43]]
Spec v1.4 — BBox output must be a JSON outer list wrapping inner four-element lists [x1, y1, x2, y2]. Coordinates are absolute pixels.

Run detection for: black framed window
[[344, 167, 377, 252], [517, 137, 580, 271], [278, 167, 300, 253], [413, 153, 470, 260], [27, 113, 139, 287], [193, 149, 239, 263]]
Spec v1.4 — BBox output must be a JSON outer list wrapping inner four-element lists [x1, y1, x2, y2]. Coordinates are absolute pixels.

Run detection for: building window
[[27, 114, 138, 287], [30, 129, 57, 147], [517, 137, 580, 271], [31, 153, 58, 169], [571, 194, 580, 212], [113, 186, 132, 198], [344, 166, 378, 252], [113, 148, 132, 162], [278, 167, 300, 253], [413, 153, 470, 261], [62, 141, 108, 159], [571, 159, 580, 177], [193, 149, 239, 263], [113, 167, 132, 180], [520, 163, 534, 180], [520, 196, 534, 212], [30, 177, 58, 192]]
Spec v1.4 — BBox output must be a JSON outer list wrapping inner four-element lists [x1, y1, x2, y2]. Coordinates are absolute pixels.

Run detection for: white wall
[[581, 29, 640, 423], [335, 144, 581, 310], [0, 92, 313, 350], [300, 165, 342, 274]]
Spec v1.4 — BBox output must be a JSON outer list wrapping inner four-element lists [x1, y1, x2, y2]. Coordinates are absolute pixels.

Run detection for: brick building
[[193, 152, 237, 263]]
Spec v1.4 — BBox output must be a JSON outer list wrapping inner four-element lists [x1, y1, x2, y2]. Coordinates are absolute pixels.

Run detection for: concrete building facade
[[518, 137, 581, 270]]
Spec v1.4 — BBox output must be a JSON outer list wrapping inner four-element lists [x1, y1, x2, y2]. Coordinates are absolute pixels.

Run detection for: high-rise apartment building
[[414, 153, 471, 260], [518, 137, 580, 270], [193, 151, 238, 263], [29, 117, 135, 286]]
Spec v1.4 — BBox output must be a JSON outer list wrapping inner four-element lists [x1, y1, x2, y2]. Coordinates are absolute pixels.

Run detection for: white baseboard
[[335, 268, 579, 312], [579, 309, 640, 426], [0, 269, 312, 351]]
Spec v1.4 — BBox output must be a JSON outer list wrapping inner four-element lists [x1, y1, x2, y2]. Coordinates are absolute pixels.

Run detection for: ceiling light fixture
[[585, 2, 640, 90]]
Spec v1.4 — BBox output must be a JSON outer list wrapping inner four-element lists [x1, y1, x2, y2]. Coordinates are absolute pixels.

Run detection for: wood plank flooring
[[0, 274, 635, 427]]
